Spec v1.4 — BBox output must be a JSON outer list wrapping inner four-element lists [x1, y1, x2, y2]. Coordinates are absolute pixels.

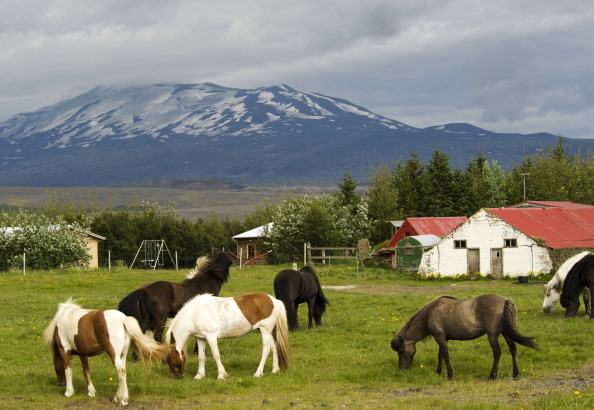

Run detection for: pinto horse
[[273, 266, 329, 330], [560, 253, 594, 317], [543, 251, 592, 316], [44, 299, 170, 406], [391, 294, 539, 380], [118, 252, 232, 344], [166, 292, 291, 380]]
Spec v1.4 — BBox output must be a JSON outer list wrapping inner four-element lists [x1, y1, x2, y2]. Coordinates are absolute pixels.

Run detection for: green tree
[[337, 169, 360, 209], [0, 209, 91, 271], [425, 149, 455, 216], [367, 165, 401, 243], [393, 152, 427, 217]]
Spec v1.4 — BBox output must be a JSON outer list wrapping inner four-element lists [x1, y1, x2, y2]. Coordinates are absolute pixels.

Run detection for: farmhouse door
[[490, 248, 503, 278], [467, 248, 480, 278]]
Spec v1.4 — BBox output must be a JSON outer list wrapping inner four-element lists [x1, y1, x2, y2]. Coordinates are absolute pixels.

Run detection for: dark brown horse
[[391, 294, 539, 380], [273, 266, 329, 330], [560, 253, 594, 317], [118, 252, 233, 344]]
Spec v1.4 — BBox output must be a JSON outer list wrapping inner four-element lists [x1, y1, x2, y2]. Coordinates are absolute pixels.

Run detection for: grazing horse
[[273, 266, 329, 330], [391, 294, 539, 380], [118, 251, 233, 344], [44, 299, 170, 406], [166, 293, 291, 380], [560, 253, 594, 318], [543, 251, 592, 316]]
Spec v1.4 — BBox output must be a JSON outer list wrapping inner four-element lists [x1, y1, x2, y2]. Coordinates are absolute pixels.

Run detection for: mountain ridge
[[0, 82, 590, 187]]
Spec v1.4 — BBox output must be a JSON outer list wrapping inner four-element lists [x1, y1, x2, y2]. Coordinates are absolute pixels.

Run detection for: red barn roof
[[487, 207, 594, 248], [385, 216, 467, 249], [508, 201, 594, 209]]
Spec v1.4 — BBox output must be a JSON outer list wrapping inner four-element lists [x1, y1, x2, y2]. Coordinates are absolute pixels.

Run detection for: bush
[[0, 209, 91, 271]]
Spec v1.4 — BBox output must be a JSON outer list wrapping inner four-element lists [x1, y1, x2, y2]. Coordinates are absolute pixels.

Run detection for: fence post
[[303, 243, 307, 266], [22, 252, 26, 275], [108, 250, 111, 271]]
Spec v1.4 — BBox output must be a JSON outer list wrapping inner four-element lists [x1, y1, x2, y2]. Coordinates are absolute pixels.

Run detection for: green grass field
[[1, 264, 593, 409]]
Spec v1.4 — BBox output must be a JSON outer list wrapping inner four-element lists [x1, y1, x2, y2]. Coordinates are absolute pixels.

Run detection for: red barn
[[383, 217, 468, 268]]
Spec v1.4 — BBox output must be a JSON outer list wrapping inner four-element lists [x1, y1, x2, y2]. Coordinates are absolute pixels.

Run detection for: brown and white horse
[[166, 292, 291, 380], [44, 299, 171, 406]]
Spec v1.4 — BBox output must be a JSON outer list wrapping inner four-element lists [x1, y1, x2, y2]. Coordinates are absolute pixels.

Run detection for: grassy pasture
[[1, 264, 593, 409]]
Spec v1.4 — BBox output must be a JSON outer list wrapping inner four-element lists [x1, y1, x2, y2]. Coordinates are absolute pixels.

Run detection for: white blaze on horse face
[[542, 283, 560, 313]]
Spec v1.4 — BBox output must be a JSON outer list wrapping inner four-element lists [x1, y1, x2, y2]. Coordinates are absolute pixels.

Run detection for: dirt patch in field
[[324, 282, 546, 296]]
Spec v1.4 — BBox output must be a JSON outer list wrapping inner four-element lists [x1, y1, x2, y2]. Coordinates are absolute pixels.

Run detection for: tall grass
[[1, 264, 593, 409]]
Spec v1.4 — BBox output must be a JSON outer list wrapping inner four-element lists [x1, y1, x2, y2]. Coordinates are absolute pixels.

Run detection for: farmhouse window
[[405, 232, 411, 237], [454, 240, 467, 249], [504, 239, 517, 247]]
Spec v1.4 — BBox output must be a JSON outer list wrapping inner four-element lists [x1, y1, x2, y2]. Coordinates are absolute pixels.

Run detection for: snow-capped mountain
[[0, 83, 579, 186]]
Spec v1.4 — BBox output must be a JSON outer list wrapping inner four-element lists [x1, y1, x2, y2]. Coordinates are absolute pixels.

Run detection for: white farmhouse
[[418, 204, 594, 278]]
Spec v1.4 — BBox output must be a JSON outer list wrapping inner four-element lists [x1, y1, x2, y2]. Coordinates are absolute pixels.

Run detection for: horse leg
[[195, 338, 207, 380], [50, 342, 67, 386], [502, 334, 519, 379], [306, 299, 315, 328], [254, 330, 274, 377], [57, 348, 75, 397], [434, 336, 453, 380], [205, 335, 228, 380], [487, 334, 502, 380], [113, 356, 129, 406], [582, 284, 594, 319], [79, 356, 96, 397], [436, 349, 444, 376]]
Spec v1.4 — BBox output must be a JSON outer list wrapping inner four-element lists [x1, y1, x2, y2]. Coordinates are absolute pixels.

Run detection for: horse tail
[[272, 301, 292, 371], [118, 289, 144, 321], [502, 300, 539, 350], [123, 316, 171, 371]]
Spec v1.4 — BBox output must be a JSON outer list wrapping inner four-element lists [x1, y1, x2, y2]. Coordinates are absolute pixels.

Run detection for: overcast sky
[[1, 0, 593, 138]]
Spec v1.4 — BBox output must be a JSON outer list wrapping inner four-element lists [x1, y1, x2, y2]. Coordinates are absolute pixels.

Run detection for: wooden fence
[[303, 240, 371, 272]]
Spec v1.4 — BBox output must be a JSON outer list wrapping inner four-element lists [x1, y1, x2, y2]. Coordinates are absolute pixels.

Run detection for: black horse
[[273, 265, 329, 331], [560, 253, 594, 318], [391, 294, 539, 380], [118, 251, 233, 343]]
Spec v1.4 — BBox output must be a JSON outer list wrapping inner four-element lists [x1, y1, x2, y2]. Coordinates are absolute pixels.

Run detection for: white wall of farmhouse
[[418, 209, 552, 278]]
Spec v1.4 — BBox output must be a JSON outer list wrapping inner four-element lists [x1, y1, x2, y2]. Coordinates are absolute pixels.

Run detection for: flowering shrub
[[265, 195, 375, 262], [0, 210, 91, 271]]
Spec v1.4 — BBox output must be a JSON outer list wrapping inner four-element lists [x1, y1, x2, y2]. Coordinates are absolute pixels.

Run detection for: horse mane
[[560, 254, 594, 307], [185, 252, 233, 283], [554, 251, 593, 288], [397, 296, 456, 338]]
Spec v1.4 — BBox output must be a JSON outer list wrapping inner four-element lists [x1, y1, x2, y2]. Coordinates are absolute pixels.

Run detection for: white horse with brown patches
[[165, 292, 291, 380], [44, 299, 171, 406]]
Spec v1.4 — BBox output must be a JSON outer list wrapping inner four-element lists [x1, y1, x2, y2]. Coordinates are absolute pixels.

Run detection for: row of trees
[[2, 138, 594, 269]]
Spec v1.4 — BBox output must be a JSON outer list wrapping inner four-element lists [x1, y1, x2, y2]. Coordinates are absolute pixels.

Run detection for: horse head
[[390, 333, 416, 370], [542, 281, 561, 313], [166, 347, 186, 379]]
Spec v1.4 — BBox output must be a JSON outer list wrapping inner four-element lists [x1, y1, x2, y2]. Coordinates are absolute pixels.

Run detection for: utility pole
[[520, 173, 530, 204]]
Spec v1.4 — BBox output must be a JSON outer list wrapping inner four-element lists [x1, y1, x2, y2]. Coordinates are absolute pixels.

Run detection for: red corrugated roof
[[509, 201, 594, 209], [385, 217, 467, 249], [487, 207, 594, 248], [408, 217, 468, 236]]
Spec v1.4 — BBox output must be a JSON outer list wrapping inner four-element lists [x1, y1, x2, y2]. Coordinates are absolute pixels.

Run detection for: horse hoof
[[194, 374, 204, 380], [253, 372, 263, 378]]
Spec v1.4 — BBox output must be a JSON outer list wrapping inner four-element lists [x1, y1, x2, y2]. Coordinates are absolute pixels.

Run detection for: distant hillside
[[1, 82, 591, 187]]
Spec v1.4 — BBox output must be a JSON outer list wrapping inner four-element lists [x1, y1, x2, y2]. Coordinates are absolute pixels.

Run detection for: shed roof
[[487, 207, 594, 248], [232, 222, 273, 240], [396, 234, 441, 247], [507, 201, 594, 209], [385, 216, 467, 249]]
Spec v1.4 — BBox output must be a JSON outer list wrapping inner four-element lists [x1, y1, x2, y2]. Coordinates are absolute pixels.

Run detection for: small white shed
[[418, 208, 551, 278]]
